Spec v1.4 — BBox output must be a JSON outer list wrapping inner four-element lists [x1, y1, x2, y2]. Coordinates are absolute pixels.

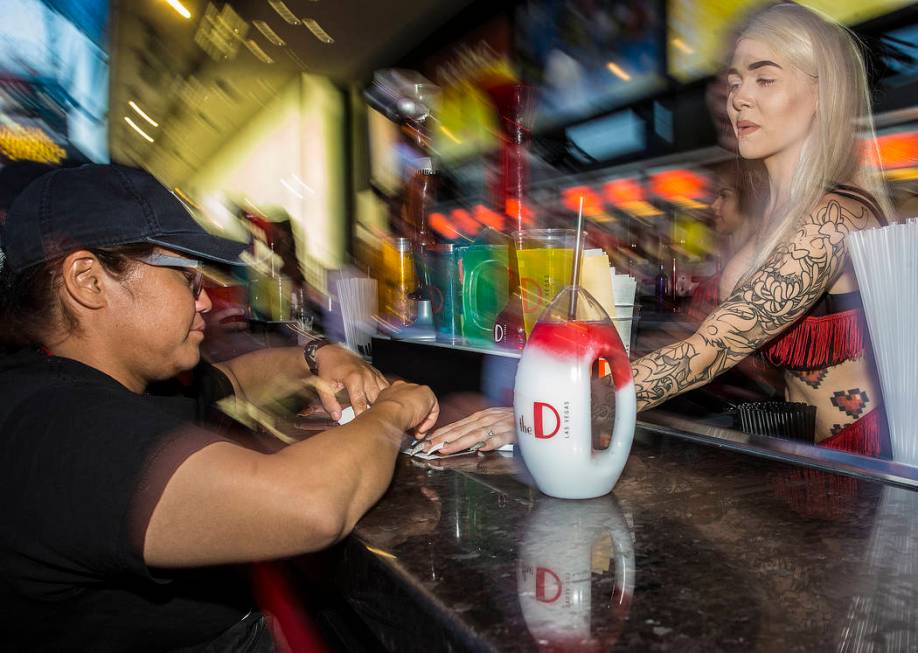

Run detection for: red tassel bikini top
[[760, 184, 887, 372]]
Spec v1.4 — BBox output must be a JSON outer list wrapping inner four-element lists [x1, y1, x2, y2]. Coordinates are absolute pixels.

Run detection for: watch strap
[[303, 338, 332, 374]]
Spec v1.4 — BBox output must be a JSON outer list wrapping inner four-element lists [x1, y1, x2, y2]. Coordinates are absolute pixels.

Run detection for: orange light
[[650, 169, 707, 201], [505, 198, 535, 226], [604, 178, 644, 205], [428, 212, 460, 240], [622, 201, 662, 217], [474, 204, 505, 231], [450, 208, 481, 236], [606, 62, 631, 81], [561, 186, 604, 217], [875, 132, 918, 170]]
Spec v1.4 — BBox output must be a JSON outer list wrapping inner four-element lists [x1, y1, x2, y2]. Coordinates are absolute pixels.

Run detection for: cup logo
[[535, 567, 562, 603], [533, 401, 560, 439], [520, 277, 542, 314], [430, 285, 444, 314], [494, 322, 505, 343]]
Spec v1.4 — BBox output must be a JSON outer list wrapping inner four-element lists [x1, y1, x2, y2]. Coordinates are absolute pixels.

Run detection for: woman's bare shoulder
[[796, 192, 874, 235], [817, 188, 883, 229]]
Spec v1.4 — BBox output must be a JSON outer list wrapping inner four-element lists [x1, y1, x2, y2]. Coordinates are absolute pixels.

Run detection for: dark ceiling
[[109, 0, 473, 185]]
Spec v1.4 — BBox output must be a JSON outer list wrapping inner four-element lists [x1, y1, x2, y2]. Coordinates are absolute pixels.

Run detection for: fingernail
[[332, 411, 341, 420]]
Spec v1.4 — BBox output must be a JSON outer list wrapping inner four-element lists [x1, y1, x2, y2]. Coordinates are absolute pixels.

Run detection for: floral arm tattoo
[[631, 197, 869, 412]]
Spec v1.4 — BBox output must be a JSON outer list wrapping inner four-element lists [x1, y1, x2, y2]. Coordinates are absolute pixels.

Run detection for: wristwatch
[[303, 338, 332, 374]]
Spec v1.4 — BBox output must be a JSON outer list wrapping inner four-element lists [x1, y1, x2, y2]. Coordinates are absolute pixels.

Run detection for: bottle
[[654, 264, 669, 311], [513, 287, 636, 498], [378, 237, 416, 327], [403, 160, 438, 302]]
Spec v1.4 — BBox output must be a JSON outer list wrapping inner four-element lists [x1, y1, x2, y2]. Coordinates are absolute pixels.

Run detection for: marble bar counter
[[329, 425, 918, 652]]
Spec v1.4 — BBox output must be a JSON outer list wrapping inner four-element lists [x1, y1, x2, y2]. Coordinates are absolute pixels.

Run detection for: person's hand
[[421, 406, 515, 455], [314, 344, 389, 419], [373, 381, 439, 436]]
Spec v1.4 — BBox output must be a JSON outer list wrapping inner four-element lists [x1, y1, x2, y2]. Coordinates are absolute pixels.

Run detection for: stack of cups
[[336, 277, 378, 357]]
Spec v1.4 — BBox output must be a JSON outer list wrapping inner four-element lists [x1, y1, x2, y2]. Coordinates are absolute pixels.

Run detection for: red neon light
[[561, 185, 603, 217], [604, 178, 644, 205], [650, 169, 707, 200], [428, 212, 460, 240], [875, 132, 918, 169], [450, 208, 481, 236], [474, 204, 505, 231], [505, 198, 535, 226]]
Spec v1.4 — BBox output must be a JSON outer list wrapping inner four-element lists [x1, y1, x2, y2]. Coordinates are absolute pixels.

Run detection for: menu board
[[668, 0, 915, 82]]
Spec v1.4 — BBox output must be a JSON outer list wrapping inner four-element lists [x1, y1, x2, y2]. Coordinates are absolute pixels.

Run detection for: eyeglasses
[[135, 253, 205, 299]]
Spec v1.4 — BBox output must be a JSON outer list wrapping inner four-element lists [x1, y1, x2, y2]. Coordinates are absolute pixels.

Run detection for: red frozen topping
[[527, 321, 632, 391]]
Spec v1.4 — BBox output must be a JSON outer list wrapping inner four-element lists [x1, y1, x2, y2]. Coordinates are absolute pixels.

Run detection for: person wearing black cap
[[0, 164, 439, 651]]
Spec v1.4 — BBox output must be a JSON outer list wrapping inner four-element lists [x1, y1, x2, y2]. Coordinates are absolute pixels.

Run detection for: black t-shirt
[[0, 349, 257, 652]]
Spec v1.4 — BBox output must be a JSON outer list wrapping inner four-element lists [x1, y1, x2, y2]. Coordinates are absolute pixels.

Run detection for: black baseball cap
[[0, 164, 247, 272]]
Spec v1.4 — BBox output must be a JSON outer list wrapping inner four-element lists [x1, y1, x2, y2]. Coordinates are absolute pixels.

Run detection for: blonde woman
[[424, 3, 893, 457]]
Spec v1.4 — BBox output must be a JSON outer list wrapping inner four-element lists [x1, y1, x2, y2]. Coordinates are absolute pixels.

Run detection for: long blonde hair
[[734, 3, 894, 273]]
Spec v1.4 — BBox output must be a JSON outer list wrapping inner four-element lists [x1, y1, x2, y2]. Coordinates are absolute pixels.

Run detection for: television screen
[[517, 0, 665, 130]]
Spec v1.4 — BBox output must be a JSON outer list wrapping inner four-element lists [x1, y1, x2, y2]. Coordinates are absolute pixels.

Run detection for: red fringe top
[[760, 183, 885, 371], [760, 306, 867, 371]]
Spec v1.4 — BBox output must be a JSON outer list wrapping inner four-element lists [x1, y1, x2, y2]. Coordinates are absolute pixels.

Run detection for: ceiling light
[[243, 196, 266, 216], [606, 62, 631, 81], [269, 1, 301, 25], [164, 0, 191, 19], [128, 101, 159, 127], [246, 39, 275, 64], [291, 174, 314, 194], [124, 116, 154, 143], [671, 38, 694, 55], [439, 125, 461, 144], [195, 4, 246, 61], [285, 49, 309, 71], [172, 187, 199, 209], [280, 178, 304, 199], [303, 18, 334, 44], [252, 20, 285, 46]]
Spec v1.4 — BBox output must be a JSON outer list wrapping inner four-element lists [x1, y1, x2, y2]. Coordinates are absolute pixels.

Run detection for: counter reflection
[[518, 496, 634, 651]]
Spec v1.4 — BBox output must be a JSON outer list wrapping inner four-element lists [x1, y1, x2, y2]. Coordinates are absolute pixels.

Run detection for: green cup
[[458, 244, 509, 347]]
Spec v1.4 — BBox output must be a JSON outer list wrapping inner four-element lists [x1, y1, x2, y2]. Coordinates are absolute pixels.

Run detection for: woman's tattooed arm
[[631, 195, 870, 411]]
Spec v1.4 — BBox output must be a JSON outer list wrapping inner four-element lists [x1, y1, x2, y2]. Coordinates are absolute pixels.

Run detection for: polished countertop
[[332, 426, 918, 652]]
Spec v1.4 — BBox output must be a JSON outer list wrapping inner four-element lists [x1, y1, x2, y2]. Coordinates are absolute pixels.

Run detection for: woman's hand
[[314, 344, 389, 419], [420, 406, 515, 454]]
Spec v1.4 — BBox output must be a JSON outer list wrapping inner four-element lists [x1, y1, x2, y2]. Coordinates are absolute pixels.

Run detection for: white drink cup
[[514, 287, 636, 499]]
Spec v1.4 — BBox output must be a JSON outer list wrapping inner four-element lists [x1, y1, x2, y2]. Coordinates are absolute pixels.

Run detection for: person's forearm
[[272, 401, 406, 544], [631, 333, 740, 412], [213, 347, 307, 405]]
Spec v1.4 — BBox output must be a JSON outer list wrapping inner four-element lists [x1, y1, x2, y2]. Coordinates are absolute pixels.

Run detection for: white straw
[[849, 220, 918, 465]]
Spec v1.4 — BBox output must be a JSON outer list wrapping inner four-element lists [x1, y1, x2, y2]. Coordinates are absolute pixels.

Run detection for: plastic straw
[[568, 195, 585, 320], [849, 220, 918, 466]]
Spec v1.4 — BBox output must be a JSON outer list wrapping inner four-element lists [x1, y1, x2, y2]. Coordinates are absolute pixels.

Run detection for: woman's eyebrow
[[748, 60, 782, 71], [727, 60, 783, 76]]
